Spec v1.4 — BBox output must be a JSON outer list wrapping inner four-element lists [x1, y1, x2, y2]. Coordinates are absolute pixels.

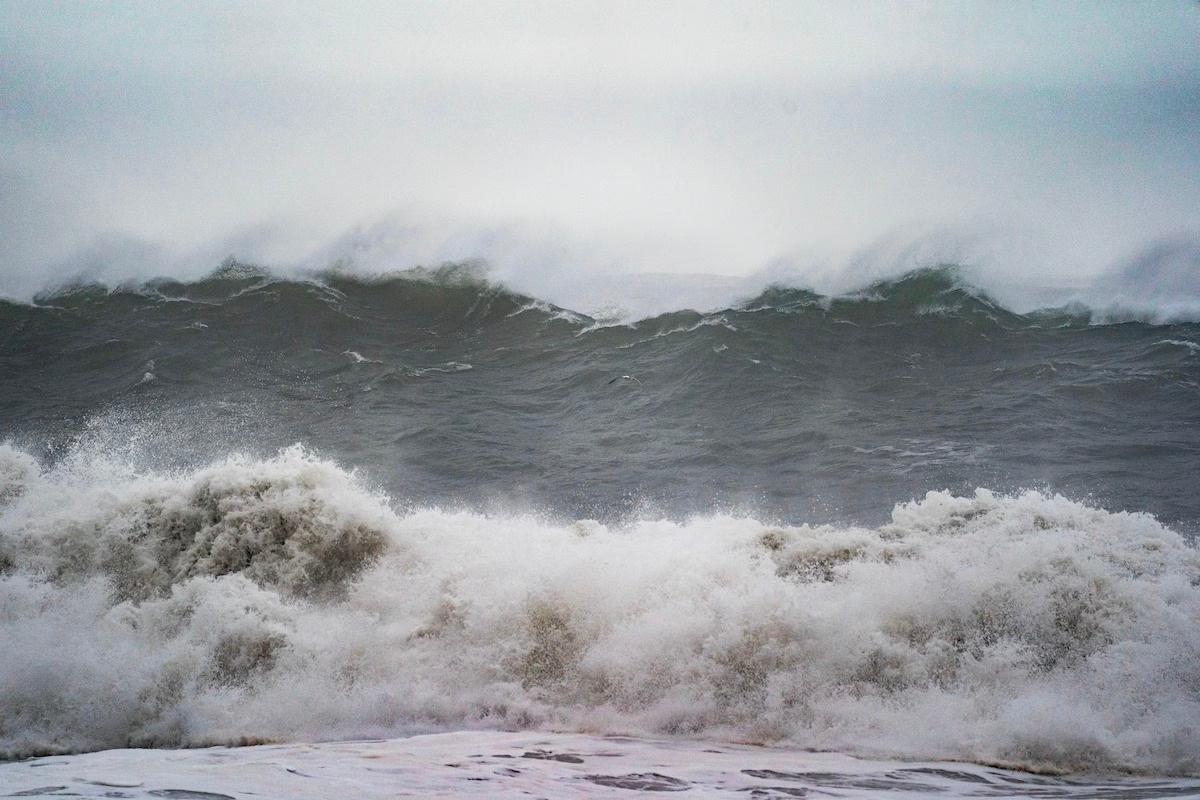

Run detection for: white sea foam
[[411, 361, 473, 376], [136, 359, 156, 385], [1156, 339, 1200, 354], [4, 730, 1198, 799], [617, 315, 738, 349], [506, 299, 587, 326], [1, 444, 1198, 775]]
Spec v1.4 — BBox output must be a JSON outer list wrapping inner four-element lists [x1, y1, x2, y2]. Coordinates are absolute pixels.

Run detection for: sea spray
[[2, 444, 1198, 774]]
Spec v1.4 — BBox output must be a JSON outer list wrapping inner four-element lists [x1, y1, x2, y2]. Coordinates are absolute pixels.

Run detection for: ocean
[[2, 262, 1199, 797]]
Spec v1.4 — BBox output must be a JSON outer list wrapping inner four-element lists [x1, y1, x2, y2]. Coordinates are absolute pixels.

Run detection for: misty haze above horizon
[[2, 0, 1198, 315]]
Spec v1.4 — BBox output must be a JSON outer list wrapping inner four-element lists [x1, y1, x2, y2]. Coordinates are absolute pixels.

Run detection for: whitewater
[[2, 263, 1199, 797]]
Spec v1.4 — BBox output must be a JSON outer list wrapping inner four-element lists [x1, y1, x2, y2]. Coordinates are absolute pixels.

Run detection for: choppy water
[[5, 263, 1199, 527], [2, 262, 1199, 785]]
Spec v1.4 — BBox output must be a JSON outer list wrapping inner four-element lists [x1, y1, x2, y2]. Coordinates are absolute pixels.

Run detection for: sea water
[[2, 264, 1199, 796]]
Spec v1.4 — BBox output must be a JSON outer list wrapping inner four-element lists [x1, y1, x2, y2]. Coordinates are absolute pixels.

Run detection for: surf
[[2, 443, 1198, 775]]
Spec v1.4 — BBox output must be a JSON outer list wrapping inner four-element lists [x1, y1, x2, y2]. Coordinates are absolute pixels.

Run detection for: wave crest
[[19, 258, 1200, 329]]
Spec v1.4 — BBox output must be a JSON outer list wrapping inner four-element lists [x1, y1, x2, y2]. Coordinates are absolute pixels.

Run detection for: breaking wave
[[12, 241, 1200, 325], [2, 443, 1198, 776], [0, 259, 1183, 327]]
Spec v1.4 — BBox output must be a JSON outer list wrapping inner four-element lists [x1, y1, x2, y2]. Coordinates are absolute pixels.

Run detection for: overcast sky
[[2, 0, 1198, 306]]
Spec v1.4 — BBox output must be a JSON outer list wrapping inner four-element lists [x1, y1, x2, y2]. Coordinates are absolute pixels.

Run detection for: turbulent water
[[2, 262, 1199, 779]]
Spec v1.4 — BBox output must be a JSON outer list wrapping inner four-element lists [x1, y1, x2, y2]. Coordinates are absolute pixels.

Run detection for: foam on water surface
[[1, 445, 1198, 776], [4, 732, 1200, 800]]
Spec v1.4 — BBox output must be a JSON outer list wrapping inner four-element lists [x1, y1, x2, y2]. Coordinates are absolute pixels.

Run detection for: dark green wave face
[[4, 263, 1199, 529]]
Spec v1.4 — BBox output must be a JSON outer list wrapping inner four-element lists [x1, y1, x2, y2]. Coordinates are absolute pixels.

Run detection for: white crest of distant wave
[[7, 215, 1200, 325]]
